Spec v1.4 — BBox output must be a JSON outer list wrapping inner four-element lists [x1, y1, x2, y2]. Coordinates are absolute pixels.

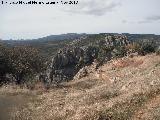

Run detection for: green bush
[[111, 46, 127, 58], [0, 45, 46, 85], [84, 46, 99, 64], [138, 42, 156, 55], [0, 45, 12, 77], [156, 46, 160, 55], [97, 47, 110, 64]]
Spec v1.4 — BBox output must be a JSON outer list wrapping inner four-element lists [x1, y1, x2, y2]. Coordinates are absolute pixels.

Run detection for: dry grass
[[0, 54, 160, 120], [111, 57, 144, 68]]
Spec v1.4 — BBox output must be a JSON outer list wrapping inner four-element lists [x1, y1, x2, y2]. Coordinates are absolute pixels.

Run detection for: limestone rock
[[45, 34, 130, 84]]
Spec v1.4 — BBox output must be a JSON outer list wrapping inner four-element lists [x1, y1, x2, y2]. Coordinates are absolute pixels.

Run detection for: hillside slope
[[3, 54, 159, 120]]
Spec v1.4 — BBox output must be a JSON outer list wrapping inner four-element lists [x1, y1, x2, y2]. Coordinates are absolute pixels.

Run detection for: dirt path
[[0, 93, 33, 120]]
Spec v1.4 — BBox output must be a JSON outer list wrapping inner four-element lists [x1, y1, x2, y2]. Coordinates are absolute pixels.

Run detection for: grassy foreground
[[0, 54, 160, 120]]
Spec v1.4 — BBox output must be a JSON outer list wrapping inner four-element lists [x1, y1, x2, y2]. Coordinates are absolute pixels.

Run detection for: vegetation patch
[[98, 88, 160, 120]]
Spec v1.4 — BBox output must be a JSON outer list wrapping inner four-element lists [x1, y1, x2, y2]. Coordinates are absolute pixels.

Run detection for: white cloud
[[138, 15, 160, 24], [63, 0, 121, 16], [122, 15, 160, 24], [146, 15, 160, 21], [1, 0, 160, 39]]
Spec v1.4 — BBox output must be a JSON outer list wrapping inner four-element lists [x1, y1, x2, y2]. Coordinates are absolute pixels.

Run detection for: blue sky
[[0, 0, 160, 39]]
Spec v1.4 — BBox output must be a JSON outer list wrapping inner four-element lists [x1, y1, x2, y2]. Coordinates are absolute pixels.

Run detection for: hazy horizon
[[1, 32, 160, 41], [1, 0, 160, 40]]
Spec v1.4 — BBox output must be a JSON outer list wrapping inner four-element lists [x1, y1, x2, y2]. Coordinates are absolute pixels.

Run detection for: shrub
[[0, 45, 13, 84], [84, 46, 99, 64], [96, 47, 111, 66], [126, 41, 157, 56], [0, 45, 46, 85], [111, 46, 127, 58], [156, 46, 160, 55], [138, 42, 156, 55], [8, 46, 46, 84], [0, 48, 9, 75], [126, 43, 141, 53]]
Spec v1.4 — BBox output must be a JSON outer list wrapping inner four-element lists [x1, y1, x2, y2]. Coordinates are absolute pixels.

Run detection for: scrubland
[[0, 54, 160, 120]]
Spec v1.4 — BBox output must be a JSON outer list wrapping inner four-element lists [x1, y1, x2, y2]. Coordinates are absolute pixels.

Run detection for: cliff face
[[47, 46, 98, 83], [45, 34, 129, 84], [104, 34, 129, 47]]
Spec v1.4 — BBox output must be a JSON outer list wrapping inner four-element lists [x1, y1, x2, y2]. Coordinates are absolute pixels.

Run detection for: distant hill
[[2, 33, 160, 46], [2, 33, 86, 46], [1, 33, 160, 58], [1, 33, 87, 58], [124, 33, 160, 44]]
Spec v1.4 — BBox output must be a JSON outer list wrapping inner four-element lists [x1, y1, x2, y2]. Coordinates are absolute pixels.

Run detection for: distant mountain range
[[1, 33, 160, 43], [1, 33, 160, 58], [1, 33, 87, 46]]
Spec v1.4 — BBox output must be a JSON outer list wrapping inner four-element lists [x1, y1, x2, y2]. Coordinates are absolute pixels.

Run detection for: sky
[[0, 0, 160, 40]]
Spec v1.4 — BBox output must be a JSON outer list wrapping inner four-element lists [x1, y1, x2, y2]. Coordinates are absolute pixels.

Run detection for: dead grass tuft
[[112, 57, 143, 68]]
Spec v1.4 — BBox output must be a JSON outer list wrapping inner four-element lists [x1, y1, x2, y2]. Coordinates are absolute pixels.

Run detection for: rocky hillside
[[44, 34, 129, 84], [1, 33, 159, 86], [2, 53, 160, 120], [1, 33, 86, 58], [2, 33, 160, 59], [1, 33, 160, 119]]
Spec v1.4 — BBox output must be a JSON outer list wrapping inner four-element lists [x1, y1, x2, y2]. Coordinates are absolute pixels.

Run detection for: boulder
[[74, 67, 88, 80]]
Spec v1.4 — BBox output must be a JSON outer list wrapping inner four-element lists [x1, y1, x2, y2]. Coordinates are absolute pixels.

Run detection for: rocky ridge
[[44, 34, 130, 84]]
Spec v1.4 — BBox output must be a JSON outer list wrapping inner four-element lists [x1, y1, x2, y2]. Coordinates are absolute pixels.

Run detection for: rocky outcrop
[[73, 66, 88, 80], [46, 46, 98, 83], [104, 34, 129, 47], [44, 34, 130, 84]]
